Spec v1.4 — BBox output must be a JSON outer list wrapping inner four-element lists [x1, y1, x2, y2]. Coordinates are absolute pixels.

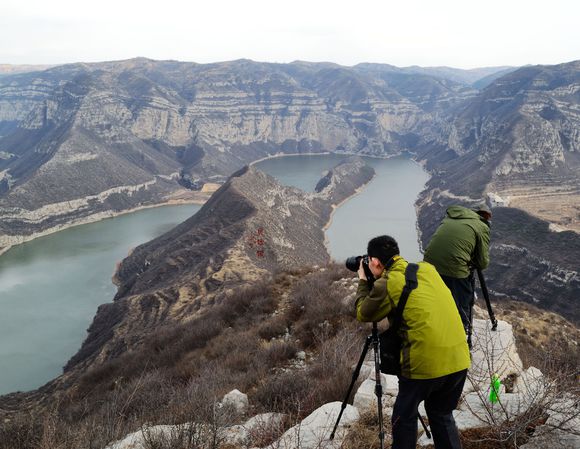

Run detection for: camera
[[345, 255, 369, 272], [346, 255, 375, 287]]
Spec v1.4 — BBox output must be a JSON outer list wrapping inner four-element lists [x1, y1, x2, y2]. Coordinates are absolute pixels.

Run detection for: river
[[0, 154, 427, 394], [256, 154, 429, 262], [0, 205, 201, 395]]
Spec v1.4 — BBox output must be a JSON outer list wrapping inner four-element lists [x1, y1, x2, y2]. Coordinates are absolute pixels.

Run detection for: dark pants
[[440, 274, 474, 333], [392, 369, 467, 449]]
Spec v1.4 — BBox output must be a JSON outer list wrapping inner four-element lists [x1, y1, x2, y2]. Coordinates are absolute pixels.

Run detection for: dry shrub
[[214, 282, 276, 327], [257, 314, 288, 340], [0, 414, 42, 449], [286, 269, 353, 347], [307, 327, 363, 405], [342, 408, 388, 449], [252, 370, 312, 415], [262, 340, 299, 365]]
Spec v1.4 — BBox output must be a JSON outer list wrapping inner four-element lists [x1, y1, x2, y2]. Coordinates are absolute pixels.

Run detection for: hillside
[[416, 60, 580, 323], [0, 58, 579, 447], [1, 263, 577, 449], [0, 58, 476, 253]]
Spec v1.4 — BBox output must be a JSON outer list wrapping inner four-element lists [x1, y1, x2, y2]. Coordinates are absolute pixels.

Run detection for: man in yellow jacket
[[356, 235, 470, 449]]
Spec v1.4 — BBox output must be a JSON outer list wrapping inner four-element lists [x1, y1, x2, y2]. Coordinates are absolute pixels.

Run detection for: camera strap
[[391, 263, 419, 331]]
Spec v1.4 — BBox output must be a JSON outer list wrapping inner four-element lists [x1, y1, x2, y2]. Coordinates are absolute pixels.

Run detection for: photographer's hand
[[358, 259, 367, 281]]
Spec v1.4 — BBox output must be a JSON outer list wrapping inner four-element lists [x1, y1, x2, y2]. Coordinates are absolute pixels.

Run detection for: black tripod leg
[[477, 269, 498, 331], [329, 334, 372, 440], [371, 326, 386, 449], [467, 272, 476, 349], [418, 414, 432, 439]]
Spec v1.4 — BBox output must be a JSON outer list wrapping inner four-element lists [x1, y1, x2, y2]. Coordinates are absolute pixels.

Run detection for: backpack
[[379, 263, 419, 375]]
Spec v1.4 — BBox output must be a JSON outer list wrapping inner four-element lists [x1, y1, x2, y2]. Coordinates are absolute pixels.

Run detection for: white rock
[[359, 361, 374, 380], [455, 392, 493, 430], [467, 319, 523, 393], [353, 372, 399, 411], [520, 429, 580, 449], [262, 402, 359, 449], [514, 366, 546, 401], [382, 374, 399, 396], [105, 424, 196, 449], [221, 413, 286, 446], [222, 389, 249, 415], [519, 395, 580, 449]]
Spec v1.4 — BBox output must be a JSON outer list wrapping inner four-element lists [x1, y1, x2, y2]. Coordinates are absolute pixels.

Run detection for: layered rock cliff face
[[423, 61, 580, 229], [0, 58, 478, 253], [1, 58, 578, 320], [62, 157, 374, 375], [417, 61, 580, 323]]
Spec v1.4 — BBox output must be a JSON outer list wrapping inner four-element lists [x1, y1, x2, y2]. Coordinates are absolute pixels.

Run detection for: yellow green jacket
[[356, 256, 470, 379]]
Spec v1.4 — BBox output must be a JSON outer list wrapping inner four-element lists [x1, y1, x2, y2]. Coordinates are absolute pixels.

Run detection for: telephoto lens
[[345, 255, 363, 272]]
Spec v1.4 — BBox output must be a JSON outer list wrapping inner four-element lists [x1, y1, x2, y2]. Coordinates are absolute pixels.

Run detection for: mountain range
[[0, 57, 579, 446], [0, 58, 578, 315]]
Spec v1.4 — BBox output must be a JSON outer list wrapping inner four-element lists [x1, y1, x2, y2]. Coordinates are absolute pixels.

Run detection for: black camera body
[[345, 255, 368, 272], [346, 255, 375, 287]]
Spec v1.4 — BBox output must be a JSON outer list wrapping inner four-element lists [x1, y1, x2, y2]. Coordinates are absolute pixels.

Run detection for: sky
[[1, 0, 579, 69]]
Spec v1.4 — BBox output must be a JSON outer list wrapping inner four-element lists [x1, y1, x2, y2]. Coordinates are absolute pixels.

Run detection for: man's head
[[474, 203, 492, 221], [367, 235, 399, 268]]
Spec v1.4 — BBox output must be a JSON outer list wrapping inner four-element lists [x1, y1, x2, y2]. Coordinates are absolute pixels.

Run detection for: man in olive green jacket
[[424, 205, 491, 335], [356, 235, 470, 449]]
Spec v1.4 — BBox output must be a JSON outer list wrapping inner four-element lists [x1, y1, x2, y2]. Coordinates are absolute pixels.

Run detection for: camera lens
[[345, 256, 362, 272]]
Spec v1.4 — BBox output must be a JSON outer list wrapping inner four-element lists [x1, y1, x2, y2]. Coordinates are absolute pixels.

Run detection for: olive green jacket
[[424, 205, 490, 279], [356, 256, 470, 379]]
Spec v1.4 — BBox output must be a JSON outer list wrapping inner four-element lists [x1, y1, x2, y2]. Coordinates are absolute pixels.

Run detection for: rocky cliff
[[1, 58, 578, 323], [417, 60, 580, 323], [0, 58, 478, 253]]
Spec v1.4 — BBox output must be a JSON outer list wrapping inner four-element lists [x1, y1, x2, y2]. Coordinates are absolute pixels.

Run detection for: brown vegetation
[[2, 268, 577, 449], [0, 264, 368, 449]]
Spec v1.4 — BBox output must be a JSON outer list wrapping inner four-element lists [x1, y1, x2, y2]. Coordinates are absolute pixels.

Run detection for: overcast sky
[[1, 0, 579, 69]]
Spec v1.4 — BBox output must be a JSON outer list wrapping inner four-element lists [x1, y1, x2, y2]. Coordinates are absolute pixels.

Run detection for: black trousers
[[440, 274, 474, 333], [391, 369, 467, 449]]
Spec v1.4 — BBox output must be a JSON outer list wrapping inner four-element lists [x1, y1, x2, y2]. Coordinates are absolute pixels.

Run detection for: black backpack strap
[[391, 263, 419, 330]]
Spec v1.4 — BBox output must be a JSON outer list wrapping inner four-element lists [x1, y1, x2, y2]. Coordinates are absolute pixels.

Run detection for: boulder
[[222, 388, 249, 415], [221, 413, 286, 446], [466, 319, 523, 393], [260, 402, 359, 449]]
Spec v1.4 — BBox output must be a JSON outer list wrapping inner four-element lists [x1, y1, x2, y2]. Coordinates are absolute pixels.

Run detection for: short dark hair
[[367, 235, 400, 265]]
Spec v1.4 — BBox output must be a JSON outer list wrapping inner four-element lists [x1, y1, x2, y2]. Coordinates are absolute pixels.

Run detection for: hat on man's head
[[474, 203, 492, 217]]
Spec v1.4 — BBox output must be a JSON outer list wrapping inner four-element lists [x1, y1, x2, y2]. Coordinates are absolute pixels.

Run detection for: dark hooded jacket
[[424, 205, 490, 278]]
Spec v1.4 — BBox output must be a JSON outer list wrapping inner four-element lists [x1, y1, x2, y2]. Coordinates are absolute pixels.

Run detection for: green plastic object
[[489, 374, 501, 404]]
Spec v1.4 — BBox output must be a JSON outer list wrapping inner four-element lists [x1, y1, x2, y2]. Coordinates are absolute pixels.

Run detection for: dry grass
[[5, 265, 576, 449], [0, 264, 366, 449]]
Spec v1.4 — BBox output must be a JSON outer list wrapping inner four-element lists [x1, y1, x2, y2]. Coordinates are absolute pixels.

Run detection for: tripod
[[476, 268, 498, 331], [330, 322, 431, 448], [467, 269, 498, 348]]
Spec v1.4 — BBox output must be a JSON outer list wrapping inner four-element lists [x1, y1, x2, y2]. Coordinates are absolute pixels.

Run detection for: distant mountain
[[354, 63, 517, 87], [0, 58, 475, 253], [471, 66, 520, 89], [0, 64, 55, 76], [438, 61, 580, 226]]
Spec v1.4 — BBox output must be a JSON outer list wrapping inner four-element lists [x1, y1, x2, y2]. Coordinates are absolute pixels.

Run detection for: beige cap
[[474, 203, 492, 216]]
